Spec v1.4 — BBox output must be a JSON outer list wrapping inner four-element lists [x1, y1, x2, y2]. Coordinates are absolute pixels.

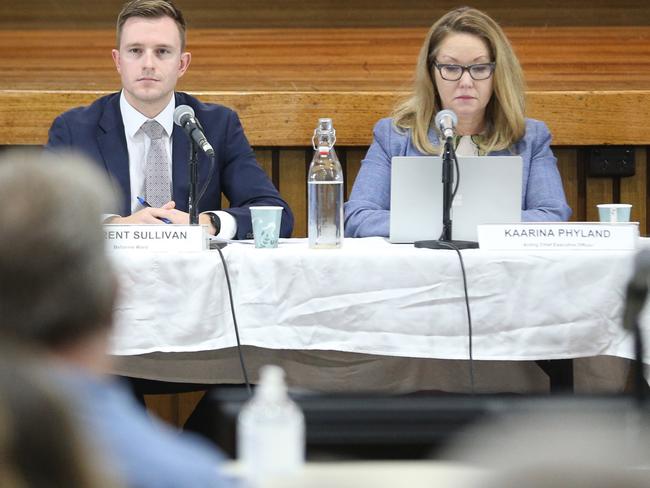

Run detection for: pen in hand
[[136, 196, 172, 224]]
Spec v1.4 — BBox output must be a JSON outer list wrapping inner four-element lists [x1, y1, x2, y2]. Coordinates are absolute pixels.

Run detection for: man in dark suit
[[47, 0, 289, 438], [47, 0, 293, 240]]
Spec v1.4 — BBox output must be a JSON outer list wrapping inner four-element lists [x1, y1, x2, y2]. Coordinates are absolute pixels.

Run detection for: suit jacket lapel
[[97, 96, 131, 216]]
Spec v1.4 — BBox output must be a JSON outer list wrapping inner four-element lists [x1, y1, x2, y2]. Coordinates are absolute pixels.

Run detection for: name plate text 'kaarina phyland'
[[477, 222, 638, 250]]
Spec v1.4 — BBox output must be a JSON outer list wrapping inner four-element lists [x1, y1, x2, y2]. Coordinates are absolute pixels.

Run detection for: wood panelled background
[[1, 0, 649, 28], [2, 28, 649, 93]]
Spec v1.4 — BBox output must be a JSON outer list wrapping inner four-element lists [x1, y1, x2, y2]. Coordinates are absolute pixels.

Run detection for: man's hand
[[106, 201, 177, 224], [105, 201, 218, 235]]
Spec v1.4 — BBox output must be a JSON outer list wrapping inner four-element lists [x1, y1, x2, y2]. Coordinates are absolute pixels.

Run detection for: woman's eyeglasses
[[433, 61, 496, 81]]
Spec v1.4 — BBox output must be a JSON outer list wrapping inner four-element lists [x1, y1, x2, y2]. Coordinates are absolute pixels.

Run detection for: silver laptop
[[389, 156, 523, 243]]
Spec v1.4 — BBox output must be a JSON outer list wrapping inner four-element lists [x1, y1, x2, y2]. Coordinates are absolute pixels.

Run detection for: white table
[[110, 237, 639, 392], [223, 461, 485, 488]]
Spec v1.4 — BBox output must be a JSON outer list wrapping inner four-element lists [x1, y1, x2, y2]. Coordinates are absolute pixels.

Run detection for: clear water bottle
[[308, 118, 344, 249], [237, 365, 305, 486]]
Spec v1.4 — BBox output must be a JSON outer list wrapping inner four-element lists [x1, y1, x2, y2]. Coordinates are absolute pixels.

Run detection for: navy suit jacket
[[47, 92, 293, 239]]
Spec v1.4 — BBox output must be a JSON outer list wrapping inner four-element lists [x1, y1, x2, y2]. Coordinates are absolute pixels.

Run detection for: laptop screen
[[389, 156, 523, 243]]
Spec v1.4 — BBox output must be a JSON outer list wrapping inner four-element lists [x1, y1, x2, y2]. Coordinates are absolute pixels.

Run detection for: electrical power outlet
[[587, 146, 635, 177]]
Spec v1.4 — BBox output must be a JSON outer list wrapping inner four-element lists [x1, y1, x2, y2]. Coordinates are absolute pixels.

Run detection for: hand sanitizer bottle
[[237, 365, 305, 486]]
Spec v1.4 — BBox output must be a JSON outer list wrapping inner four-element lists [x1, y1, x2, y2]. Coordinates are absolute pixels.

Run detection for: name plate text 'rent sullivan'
[[477, 222, 639, 250], [104, 224, 208, 252]]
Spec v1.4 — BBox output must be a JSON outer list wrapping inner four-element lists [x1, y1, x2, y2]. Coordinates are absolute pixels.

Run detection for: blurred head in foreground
[[0, 149, 117, 372]]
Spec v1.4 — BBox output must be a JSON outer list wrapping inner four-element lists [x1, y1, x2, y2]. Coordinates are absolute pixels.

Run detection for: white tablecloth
[[110, 237, 638, 363]]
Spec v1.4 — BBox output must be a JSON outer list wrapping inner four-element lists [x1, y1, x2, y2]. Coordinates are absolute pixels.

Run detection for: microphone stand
[[188, 140, 199, 225], [623, 263, 649, 408], [415, 136, 478, 250]]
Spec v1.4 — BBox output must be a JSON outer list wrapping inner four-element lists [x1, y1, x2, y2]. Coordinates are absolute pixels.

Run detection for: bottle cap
[[257, 364, 288, 401], [318, 118, 333, 132], [312, 118, 336, 150]]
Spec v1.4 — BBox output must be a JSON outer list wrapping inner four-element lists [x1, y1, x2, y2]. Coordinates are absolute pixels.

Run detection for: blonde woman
[[344, 7, 571, 237]]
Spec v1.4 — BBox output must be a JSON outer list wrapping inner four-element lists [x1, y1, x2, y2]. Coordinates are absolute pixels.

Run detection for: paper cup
[[250, 206, 283, 248], [597, 204, 631, 223]]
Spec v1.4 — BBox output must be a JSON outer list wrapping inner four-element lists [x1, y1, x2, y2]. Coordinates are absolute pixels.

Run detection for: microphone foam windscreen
[[173, 104, 195, 126]]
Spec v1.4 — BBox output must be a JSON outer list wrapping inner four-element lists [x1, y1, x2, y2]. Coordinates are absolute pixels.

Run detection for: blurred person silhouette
[[444, 402, 650, 488], [0, 351, 121, 488], [0, 149, 233, 488]]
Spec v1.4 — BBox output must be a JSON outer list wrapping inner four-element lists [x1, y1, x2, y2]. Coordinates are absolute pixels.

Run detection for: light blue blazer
[[344, 117, 572, 238]]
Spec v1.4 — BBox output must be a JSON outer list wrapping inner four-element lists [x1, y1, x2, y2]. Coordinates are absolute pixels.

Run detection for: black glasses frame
[[432, 61, 496, 81]]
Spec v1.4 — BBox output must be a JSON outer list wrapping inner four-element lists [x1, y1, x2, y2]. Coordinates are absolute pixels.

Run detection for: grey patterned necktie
[[141, 120, 171, 207]]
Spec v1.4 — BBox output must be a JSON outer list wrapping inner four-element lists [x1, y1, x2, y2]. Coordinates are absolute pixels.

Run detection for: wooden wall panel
[[2, 1, 649, 29], [2, 27, 650, 94], [178, 391, 205, 427], [586, 178, 614, 223], [345, 148, 366, 200], [255, 149, 273, 178], [555, 149, 580, 222], [144, 391, 205, 428], [144, 394, 178, 426], [279, 150, 309, 238], [4, 91, 650, 147]]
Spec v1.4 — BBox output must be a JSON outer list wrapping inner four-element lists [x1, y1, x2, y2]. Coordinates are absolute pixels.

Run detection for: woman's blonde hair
[[393, 7, 526, 155]]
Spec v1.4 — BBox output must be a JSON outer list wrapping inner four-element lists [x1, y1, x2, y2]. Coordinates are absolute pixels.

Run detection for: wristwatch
[[207, 212, 221, 236]]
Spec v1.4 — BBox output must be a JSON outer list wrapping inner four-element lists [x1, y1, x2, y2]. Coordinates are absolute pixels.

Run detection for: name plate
[[104, 224, 208, 252], [477, 222, 639, 250]]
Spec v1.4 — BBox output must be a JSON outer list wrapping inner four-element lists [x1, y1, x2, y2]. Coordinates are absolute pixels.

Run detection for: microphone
[[622, 248, 650, 331], [173, 105, 215, 156], [435, 109, 458, 140]]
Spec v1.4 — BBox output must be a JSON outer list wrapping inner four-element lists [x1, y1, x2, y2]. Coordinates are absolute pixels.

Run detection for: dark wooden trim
[[576, 148, 588, 222], [613, 176, 621, 203]]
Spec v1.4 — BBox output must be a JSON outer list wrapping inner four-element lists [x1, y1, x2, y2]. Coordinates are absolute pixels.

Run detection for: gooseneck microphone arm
[[173, 105, 215, 225]]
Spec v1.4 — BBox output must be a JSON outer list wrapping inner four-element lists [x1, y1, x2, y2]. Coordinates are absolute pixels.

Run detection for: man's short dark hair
[[0, 150, 117, 348], [116, 0, 187, 50]]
